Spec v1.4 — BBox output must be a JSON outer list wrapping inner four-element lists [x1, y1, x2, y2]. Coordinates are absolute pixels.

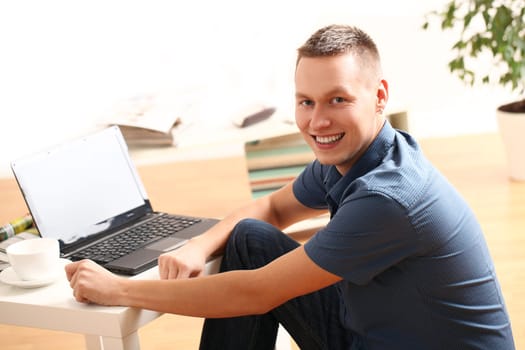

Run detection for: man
[[66, 25, 515, 349]]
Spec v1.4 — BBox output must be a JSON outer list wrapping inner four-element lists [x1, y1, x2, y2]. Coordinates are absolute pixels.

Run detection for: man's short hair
[[297, 24, 382, 74]]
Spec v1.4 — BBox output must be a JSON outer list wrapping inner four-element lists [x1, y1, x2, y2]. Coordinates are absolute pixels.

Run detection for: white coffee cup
[[6, 238, 60, 281]]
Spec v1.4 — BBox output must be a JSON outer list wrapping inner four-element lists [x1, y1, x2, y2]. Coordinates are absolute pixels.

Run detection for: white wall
[[0, 0, 518, 176]]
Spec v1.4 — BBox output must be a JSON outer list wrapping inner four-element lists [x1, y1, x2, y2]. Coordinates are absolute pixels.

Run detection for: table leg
[[84, 332, 140, 350]]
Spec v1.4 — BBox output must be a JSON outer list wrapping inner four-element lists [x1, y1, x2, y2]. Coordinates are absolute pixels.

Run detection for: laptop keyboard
[[70, 214, 201, 264]]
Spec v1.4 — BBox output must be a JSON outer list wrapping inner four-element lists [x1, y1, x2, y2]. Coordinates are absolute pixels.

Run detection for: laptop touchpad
[[146, 237, 188, 252]]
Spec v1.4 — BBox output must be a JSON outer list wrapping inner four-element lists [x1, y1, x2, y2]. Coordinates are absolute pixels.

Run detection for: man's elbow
[[246, 293, 287, 315], [239, 278, 290, 315]]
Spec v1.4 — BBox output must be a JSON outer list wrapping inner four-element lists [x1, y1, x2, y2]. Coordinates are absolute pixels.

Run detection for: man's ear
[[376, 79, 389, 114]]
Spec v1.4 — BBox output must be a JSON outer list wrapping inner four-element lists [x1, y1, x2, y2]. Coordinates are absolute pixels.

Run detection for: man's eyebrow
[[295, 86, 353, 100], [295, 92, 310, 99]]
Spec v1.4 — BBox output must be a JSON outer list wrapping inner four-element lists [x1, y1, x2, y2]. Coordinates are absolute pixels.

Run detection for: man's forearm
[[119, 269, 273, 317]]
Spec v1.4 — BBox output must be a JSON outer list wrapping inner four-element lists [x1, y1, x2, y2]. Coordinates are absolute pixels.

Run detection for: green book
[[245, 133, 314, 198]]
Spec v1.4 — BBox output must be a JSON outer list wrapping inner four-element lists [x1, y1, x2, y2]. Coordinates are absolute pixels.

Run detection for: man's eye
[[300, 100, 314, 107], [331, 97, 345, 104]]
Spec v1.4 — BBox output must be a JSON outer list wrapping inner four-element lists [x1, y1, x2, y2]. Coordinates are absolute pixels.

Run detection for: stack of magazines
[[0, 215, 38, 271]]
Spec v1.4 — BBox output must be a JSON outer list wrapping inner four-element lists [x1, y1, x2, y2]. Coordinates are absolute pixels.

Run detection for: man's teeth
[[316, 134, 344, 144]]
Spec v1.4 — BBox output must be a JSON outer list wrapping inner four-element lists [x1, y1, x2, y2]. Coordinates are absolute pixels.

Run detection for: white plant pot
[[497, 109, 525, 181]]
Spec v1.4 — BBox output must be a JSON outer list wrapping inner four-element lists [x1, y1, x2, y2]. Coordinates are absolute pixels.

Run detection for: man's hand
[[65, 259, 125, 305], [158, 240, 207, 280]]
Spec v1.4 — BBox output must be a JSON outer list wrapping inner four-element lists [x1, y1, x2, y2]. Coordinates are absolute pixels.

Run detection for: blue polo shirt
[[295, 122, 514, 349]]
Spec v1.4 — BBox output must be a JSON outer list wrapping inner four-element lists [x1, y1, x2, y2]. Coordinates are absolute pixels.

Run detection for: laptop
[[10, 126, 219, 275]]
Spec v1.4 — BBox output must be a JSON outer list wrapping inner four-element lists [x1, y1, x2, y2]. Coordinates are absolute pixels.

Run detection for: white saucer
[[0, 258, 70, 289]]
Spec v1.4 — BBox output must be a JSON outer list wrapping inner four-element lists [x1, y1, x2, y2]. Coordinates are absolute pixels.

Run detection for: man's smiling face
[[294, 53, 388, 175]]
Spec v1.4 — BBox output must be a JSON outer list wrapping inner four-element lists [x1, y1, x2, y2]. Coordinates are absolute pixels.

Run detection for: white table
[[0, 152, 295, 350], [0, 259, 221, 350]]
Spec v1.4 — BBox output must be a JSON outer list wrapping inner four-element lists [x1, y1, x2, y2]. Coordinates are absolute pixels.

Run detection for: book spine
[[0, 215, 33, 242]]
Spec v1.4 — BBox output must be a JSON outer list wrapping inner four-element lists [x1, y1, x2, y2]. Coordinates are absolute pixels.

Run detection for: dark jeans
[[199, 218, 354, 350]]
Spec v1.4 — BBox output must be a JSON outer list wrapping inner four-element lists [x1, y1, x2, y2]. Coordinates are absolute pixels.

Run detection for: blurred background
[[0, 0, 519, 175]]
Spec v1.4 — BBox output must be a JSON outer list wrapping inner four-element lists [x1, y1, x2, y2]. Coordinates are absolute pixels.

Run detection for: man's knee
[[222, 219, 287, 271], [221, 219, 264, 269], [232, 217, 266, 232], [228, 219, 274, 254]]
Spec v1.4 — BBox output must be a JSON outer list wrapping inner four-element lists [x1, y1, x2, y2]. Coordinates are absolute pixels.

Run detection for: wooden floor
[[1, 133, 524, 349]]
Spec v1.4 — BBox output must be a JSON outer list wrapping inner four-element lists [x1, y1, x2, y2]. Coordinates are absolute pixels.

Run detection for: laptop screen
[[11, 126, 149, 244]]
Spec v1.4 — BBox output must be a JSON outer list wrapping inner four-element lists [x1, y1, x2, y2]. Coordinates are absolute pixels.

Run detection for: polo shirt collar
[[324, 121, 396, 214]]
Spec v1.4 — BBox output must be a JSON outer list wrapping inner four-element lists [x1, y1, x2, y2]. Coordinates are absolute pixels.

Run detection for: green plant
[[423, 0, 525, 103]]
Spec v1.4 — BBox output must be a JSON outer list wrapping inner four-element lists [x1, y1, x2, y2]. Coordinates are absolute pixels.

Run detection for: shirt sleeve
[[304, 191, 419, 285], [293, 160, 329, 210]]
